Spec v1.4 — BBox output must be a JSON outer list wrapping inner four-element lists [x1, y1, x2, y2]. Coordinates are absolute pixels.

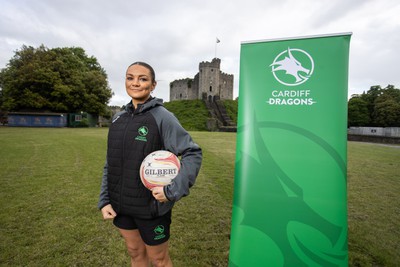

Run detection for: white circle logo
[[270, 48, 314, 86]]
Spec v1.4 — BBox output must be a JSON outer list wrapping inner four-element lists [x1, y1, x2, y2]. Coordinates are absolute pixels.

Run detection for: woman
[[98, 62, 202, 267]]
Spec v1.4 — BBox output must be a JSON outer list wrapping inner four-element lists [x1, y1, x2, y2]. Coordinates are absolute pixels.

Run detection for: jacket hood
[[125, 97, 164, 114]]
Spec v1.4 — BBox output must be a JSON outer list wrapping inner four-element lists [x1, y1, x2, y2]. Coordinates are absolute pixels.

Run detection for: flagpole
[[215, 37, 220, 58]]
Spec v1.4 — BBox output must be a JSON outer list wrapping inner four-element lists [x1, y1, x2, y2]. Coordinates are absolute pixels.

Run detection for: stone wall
[[169, 78, 196, 101]]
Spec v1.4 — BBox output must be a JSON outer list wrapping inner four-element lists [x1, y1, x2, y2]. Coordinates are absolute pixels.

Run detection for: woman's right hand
[[101, 204, 117, 220]]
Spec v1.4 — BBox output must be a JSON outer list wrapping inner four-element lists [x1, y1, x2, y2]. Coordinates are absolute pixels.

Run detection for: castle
[[169, 58, 234, 102]]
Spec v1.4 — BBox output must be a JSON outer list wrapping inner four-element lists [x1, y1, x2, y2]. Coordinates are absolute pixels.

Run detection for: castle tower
[[198, 58, 221, 101]]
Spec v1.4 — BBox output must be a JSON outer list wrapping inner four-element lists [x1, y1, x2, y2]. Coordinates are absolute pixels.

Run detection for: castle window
[[209, 86, 212, 92], [180, 93, 182, 98], [211, 69, 213, 72]]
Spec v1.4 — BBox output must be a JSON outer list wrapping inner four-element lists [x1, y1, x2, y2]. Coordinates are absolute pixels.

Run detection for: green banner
[[229, 33, 352, 267]]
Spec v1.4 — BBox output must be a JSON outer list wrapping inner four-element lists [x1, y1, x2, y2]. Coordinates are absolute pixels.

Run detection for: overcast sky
[[1, 0, 399, 106]]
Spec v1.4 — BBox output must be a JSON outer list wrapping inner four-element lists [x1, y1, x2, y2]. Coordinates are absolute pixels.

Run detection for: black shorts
[[113, 211, 172, 246]]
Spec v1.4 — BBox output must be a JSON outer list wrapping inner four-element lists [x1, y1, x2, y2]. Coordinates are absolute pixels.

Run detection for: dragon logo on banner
[[270, 48, 314, 86]]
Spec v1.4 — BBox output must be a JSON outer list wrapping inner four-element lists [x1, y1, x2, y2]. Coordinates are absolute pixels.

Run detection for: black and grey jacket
[[98, 97, 202, 219]]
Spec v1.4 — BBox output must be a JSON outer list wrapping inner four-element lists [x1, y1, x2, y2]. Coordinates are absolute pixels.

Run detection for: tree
[[361, 85, 382, 120], [372, 85, 400, 127], [0, 45, 113, 116], [347, 85, 400, 127], [348, 97, 370, 126]]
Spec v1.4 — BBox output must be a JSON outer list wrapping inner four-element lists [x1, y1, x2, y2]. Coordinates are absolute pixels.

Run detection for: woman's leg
[[119, 228, 150, 267], [145, 241, 173, 267]]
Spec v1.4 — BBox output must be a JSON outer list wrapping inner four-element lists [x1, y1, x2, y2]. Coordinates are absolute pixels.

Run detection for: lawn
[[0, 128, 399, 266], [347, 142, 400, 266]]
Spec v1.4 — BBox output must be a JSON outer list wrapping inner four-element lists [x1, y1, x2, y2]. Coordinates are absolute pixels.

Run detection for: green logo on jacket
[[135, 126, 148, 142]]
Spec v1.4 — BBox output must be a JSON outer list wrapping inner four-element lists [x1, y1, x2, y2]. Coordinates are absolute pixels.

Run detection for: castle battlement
[[170, 78, 193, 84], [172, 78, 193, 82], [199, 58, 221, 69], [220, 72, 234, 77]]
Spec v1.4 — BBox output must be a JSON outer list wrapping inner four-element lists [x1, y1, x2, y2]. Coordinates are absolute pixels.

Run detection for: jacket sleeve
[[151, 107, 202, 202], [97, 159, 110, 210]]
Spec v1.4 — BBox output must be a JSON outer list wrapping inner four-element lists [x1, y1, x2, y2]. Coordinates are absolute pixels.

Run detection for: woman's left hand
[[152, 187, 168, 202]]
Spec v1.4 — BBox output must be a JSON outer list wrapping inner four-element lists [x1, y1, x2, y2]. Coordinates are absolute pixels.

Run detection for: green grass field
[[0, 128, 399, 266]]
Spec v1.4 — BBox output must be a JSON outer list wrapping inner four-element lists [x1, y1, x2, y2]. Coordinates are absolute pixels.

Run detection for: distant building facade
[[169, 58, 233, 102], [348, 127, 400, 138]]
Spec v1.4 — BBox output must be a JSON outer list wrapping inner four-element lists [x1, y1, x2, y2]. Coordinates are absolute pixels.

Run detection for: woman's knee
[[148, 254, 171, 267], [118, 229, 148, 261], [146, 243, 172, 267], [126, 244, 147, 260]]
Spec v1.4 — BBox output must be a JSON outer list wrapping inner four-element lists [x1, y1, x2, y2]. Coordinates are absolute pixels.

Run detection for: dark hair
[[128, 62, 156, 83]]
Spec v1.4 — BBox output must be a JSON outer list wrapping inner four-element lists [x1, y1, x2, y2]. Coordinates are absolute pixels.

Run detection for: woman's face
[[125, 64, 156, 104]]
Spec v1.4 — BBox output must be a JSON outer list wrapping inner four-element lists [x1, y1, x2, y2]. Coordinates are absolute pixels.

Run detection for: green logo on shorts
[[154, 225, 166, 240]]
